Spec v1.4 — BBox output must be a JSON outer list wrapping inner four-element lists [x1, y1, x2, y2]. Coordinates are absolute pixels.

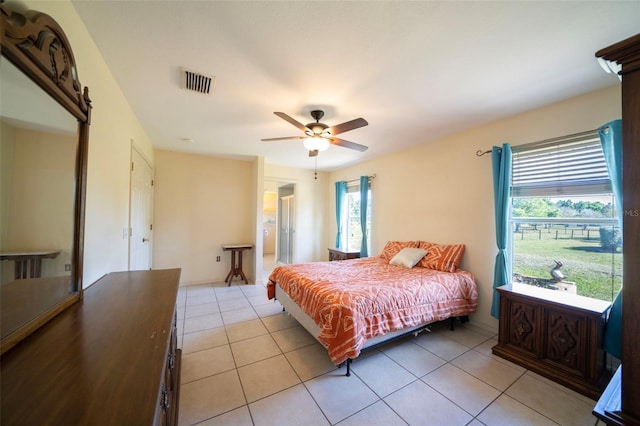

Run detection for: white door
[[129, 147, 153, 270]]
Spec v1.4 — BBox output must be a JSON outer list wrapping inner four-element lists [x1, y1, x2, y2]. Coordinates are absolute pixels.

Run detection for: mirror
[[1, 5, 91, 354]]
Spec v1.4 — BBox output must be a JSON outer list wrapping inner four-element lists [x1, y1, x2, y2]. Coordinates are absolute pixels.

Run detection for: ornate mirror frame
[[1, 4, 91, 354]]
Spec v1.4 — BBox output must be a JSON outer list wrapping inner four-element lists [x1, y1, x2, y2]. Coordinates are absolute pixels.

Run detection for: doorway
[[261, 180, 295, 282]]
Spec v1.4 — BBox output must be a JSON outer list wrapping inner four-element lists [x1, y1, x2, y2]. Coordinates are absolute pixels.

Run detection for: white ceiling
[[70, 1, 639, 172]]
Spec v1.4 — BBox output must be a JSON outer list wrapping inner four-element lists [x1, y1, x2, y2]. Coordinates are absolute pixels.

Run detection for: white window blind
[[511, 132, 611, 197]]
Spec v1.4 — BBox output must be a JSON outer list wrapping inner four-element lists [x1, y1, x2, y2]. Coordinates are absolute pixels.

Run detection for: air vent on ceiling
[[180, 67, 215, 95]]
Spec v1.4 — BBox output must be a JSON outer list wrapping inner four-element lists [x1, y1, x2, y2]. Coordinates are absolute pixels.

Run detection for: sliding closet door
[[278, 194, 295, 264]]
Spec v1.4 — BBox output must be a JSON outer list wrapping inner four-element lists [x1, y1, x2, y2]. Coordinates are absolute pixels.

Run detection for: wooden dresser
[[0, 269, 182, 426], [493, 283, 611, 400]]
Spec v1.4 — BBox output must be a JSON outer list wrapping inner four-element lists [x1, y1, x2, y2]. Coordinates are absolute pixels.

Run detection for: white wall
[[153, 150, 254, 285], [18, 0, 156, 287], [329, 85, 621, 331]]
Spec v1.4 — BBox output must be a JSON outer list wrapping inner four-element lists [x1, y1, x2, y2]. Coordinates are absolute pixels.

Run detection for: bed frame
[[274, 283, 468, 376]]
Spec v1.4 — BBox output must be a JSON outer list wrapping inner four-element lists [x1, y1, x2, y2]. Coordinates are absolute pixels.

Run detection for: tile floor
[[176, 279, 600, 426]]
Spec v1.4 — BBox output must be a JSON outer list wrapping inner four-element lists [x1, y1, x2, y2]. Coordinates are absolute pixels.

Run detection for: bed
[[267, 240, 478, 373]]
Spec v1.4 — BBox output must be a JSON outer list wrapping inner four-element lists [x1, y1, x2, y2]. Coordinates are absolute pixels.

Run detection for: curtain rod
[[345, 174, 376, 184], [475, 126, 608, 157]]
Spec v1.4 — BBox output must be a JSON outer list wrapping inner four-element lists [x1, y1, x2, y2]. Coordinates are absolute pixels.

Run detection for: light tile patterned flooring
[[176, 280, 599, 426]]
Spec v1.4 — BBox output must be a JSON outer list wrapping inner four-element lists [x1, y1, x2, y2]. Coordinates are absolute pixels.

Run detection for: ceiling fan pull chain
[[314, 156, 318, 180]]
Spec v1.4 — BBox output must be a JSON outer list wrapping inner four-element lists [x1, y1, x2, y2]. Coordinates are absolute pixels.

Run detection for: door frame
[[261, 178, 296, 282]]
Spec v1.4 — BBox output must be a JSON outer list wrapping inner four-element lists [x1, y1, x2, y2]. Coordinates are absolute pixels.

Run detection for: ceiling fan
[[261, 110, 368, 157]]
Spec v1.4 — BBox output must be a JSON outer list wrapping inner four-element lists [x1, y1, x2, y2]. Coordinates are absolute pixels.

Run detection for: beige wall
[[1, 122, 16, 253], [153, 150, 255, 284], [0, 124, 76, 280], [19, 1, 156, 287], [328, 85, 621, 331]]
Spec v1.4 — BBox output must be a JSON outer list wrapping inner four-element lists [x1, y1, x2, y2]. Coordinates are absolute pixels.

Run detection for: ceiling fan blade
[[274, 112, 310, 133], [308, 150, 319, 157], [261, 136, 305, 141], [327, 118, 368, 136], [330, 137, 368, 152]]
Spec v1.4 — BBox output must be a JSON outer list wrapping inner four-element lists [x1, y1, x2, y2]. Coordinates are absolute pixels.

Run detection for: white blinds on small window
[[511, 131, 611, 197]]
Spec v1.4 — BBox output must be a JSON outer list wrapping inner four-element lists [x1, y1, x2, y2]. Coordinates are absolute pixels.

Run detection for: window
[[509, 132, 622, 302], [341, 184, 371, 253]]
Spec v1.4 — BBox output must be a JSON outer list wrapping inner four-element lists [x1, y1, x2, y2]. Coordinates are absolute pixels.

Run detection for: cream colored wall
[[20, 1, 156, 287], [329, 85, 621, 331], [153, 150, 255, 285], [0, 121, 15, 253], [2, 125, 76, 279], [264, 164, 330, 263]]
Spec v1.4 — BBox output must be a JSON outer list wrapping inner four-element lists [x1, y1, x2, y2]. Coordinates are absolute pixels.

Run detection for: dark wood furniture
[[0, 269, 182, 426], [222, 244, 253, 284], [328, 248, 361, 261], [593, 33, 640, 425], [493, 283, 610, 400], [1, 4, 91, 353], [0, 250, 61, 279]]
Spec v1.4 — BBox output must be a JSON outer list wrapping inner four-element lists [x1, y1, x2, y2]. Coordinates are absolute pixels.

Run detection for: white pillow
[[389, 247, 428, 268]]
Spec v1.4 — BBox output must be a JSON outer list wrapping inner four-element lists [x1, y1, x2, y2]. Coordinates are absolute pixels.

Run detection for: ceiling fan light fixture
[[264, 110, 368, 154], [303, 135, 330, 152], [309, 124, 327, 134]]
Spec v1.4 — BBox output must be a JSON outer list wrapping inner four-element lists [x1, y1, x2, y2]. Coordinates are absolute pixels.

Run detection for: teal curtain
[[599, 119, 623, 359], [599, 120, 623, 225], [491, 144, 512, 319], [359, 176, 369, 257], [335, 181, 347, 248]]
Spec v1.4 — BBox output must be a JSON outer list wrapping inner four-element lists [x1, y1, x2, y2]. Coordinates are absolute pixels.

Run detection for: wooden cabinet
[[593, 33, 640, 425], [328, 248, 360, 261], [492, 283, 610, 400], [0, 269, 182, 426], [160, 309, 182, 426]]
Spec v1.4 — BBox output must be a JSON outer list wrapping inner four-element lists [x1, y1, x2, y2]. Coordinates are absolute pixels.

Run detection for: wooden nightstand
[[328, 248, 360, 261]]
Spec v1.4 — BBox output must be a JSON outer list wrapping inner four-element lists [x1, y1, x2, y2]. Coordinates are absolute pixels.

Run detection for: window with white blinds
[[511, 131, 612, 197], [507, 129, 621, 303]]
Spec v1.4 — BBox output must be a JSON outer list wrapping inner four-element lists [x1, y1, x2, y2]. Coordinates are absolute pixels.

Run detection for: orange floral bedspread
[[267, 257, 478, 364]]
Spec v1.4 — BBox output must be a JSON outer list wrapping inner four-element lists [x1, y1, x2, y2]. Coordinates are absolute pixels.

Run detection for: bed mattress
[[267, 257, 478, 364]]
